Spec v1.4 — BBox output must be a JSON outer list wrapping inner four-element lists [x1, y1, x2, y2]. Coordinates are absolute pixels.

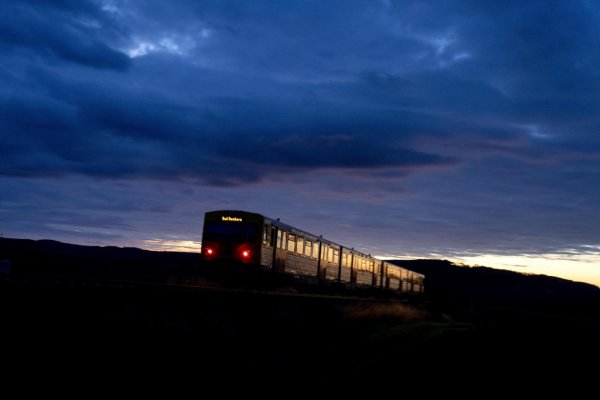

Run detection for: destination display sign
[[222, 216, 243, 222]]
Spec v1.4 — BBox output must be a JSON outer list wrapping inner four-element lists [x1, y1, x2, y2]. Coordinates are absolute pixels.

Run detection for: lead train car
[[201, 210, 424, 293]]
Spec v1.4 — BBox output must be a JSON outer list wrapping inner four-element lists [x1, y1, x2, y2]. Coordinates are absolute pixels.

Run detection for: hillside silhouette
[[0, 237, 199, 282], [390, 258, 599, 306]]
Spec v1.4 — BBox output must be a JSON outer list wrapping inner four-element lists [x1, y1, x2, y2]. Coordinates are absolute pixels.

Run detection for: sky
[[1, 0, 600, 286]]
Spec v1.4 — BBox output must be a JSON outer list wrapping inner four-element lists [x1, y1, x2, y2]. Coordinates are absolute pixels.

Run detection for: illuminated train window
[[305, 241, 312, 257], [287, 234, 296, 252], [297, 237, 304, 254], [277, 230, 286, 249]]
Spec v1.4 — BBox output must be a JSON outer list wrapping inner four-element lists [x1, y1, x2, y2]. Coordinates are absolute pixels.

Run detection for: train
[[201, 210, 424, 293]]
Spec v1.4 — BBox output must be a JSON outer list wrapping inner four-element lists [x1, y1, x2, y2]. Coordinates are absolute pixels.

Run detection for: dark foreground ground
[[2, 279, 599, 394], [2, 239, 600, 393]]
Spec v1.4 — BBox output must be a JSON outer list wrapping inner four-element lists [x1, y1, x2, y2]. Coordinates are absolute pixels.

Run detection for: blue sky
[[2, 1, 600, 285]]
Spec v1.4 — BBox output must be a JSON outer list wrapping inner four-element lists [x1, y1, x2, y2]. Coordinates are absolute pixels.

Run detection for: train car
[[201, 210, 424, 293], [201, 210, 264, 265]]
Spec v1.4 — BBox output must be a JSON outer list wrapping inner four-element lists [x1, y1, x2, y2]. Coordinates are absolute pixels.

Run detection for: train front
[[201, 210, 263, 265]]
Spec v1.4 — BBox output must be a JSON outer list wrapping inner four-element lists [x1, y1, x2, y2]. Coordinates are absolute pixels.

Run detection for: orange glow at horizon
[[453, 253, 600, 288], [380, 250, 600, 288], [142, 239, 202, 253]]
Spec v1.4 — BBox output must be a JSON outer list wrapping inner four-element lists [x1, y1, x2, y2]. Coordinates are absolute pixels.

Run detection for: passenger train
[[201, 210, 424, 293]]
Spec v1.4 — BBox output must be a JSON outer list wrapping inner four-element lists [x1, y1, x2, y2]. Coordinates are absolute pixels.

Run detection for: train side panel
[[285, 253, 319, 277], [260, 245, 274, 268]]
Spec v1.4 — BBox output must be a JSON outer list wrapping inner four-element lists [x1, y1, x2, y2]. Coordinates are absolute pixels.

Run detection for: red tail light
[[206, 248, 214, 255], [241, 250, 250, 258]]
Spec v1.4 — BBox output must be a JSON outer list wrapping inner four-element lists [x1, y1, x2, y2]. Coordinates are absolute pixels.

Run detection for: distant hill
[[0, 237, 200, 281], [389, 259, 600, 310], [0, 237, 196, 260]]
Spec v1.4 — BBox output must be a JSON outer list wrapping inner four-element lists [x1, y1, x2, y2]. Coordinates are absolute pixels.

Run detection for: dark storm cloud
[[3, 0, 600, 184], [0, 1, 130, 70], [0, 60, 456, 181]]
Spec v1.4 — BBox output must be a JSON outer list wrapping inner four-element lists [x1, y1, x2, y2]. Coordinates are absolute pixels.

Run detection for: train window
[[203, 222, 258, 243], [327, 247, 334, 263], [287, 234, 296, 253], [321, 245, 327, 260], [342, 253, 347, 267], [277, 230, 286, 249], [304, 241, 312, 257], [263, 224, 272, 245], [297, 237, 304, 255], [333, 250, 339, 264], [313, 242, 320, 259], [205, 223, 257, 236]]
